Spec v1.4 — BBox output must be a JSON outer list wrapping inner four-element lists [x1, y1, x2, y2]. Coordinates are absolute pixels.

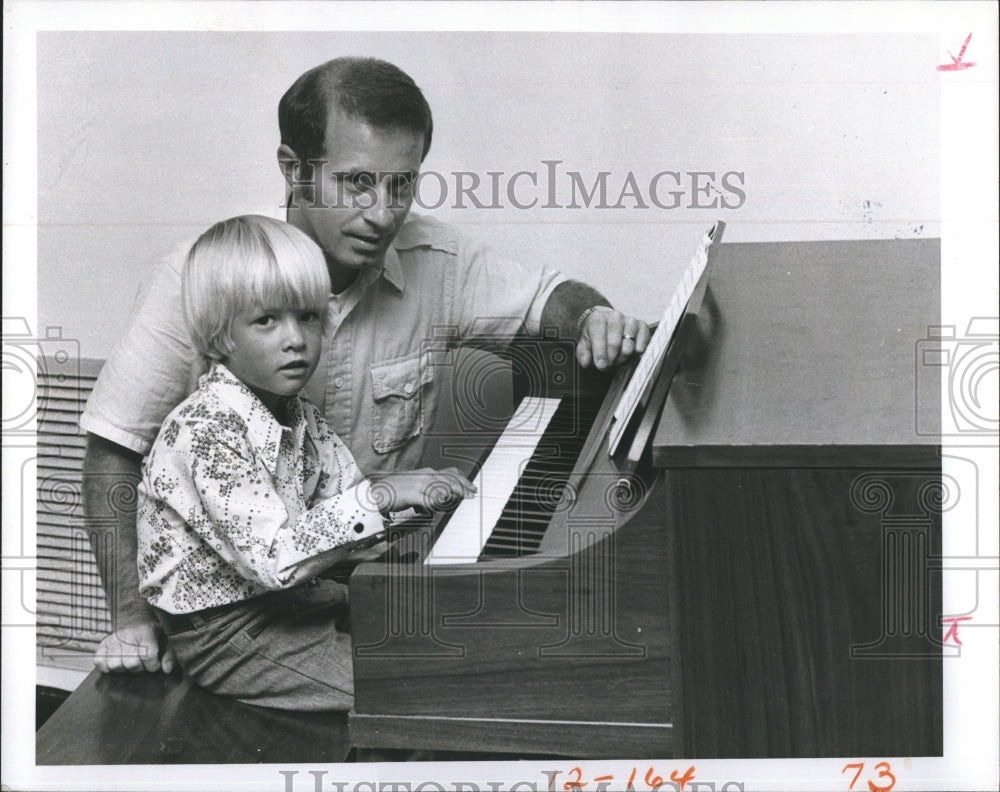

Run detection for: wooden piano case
[[349, 237, 943, 759], [349, 349, 675, 757], [655, 239, 943, 757]]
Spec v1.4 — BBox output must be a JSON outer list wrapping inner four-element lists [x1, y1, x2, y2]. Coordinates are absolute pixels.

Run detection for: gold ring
[[623, 333, 635, 341]]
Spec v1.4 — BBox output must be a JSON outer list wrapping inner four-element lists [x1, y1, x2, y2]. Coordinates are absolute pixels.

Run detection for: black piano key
[[492, 522, 548, 536], [480, 394, 603, 559]]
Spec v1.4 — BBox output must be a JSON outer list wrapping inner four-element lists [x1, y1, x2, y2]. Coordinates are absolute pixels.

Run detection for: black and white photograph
[[3, 2, 998, 791]]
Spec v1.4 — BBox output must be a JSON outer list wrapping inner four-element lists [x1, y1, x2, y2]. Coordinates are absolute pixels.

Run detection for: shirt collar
[[380, 242, 405, 292], [201, 362, 305, 474], [344, 243, 403, 297]]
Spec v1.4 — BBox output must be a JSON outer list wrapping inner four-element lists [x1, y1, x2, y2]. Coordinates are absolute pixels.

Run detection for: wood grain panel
[[350, 711, 672, 757], [664, 467, 942, 757]]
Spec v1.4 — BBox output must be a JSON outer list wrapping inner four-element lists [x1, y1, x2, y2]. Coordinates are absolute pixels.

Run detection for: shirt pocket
[[370, 352, 434, 454]]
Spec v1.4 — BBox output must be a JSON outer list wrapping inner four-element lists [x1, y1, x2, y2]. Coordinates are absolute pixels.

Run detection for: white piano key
[[425, 396, 562, 566]]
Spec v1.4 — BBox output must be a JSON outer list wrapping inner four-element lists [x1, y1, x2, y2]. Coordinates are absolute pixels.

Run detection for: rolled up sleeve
[[455, 235, 567, 338], [80, 241, 204, 455]]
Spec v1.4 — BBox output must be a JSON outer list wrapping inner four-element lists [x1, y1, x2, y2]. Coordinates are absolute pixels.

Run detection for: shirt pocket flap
[[370, 353, 433, 401]]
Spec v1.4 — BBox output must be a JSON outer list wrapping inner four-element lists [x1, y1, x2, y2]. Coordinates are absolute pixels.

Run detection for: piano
[[348, 233, 943, 758]]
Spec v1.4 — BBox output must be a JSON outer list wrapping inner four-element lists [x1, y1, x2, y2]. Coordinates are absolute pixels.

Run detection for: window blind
[[36, 359, 111, 665]]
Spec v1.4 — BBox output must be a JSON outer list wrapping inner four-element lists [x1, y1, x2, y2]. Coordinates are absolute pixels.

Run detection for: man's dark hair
[[279, 57, 433, 164]]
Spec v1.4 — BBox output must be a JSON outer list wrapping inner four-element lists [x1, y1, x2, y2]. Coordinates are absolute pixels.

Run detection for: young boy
[[136, 215, 474, 710]]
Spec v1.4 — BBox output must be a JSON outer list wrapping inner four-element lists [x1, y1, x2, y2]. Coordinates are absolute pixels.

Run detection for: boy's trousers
[[154, 578, 354, 711]]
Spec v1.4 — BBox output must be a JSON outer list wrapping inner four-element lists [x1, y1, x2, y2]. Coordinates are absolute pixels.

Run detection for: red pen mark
[[867, 761, 897, 792], [844, 762, 866, 790], [670, 766, 697, 790], [562, 767, 584, 790], [942, 615, 972, 645], [937, 33, 976, 71], [842, 761, 897, 792]]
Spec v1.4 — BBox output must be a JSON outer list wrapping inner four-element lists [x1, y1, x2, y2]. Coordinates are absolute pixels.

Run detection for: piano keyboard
[[424, 393, 603, 565], [479, 394, 599, 558], [426, 396, 561, 566]]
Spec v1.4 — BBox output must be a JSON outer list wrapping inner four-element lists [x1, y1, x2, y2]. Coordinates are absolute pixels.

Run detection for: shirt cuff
[[79, 411, 154, 456]]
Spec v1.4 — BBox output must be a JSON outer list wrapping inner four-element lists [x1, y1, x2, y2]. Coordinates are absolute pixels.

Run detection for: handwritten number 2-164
[[842, 761, 896, 792]]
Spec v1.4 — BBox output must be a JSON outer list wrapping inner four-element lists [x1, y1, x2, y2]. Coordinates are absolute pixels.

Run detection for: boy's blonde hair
[[183, 215, 331, 360]]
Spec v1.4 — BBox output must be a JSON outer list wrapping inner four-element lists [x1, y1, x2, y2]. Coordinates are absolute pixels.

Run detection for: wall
[[36, 32, 939, 360]]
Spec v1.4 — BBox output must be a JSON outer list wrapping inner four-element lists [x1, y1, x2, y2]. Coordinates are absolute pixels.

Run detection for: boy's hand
[[94, 617, 178, 674], [373, 467, 477, 513]]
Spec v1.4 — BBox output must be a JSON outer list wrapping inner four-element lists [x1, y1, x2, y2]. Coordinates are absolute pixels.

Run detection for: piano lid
[[652, 238, 942, 469]]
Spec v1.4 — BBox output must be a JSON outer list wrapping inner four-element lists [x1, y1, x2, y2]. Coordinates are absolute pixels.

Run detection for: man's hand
[[94, 617, 178, 674], [577, 306, 650, 370], [373, 467, 477, 513], [84, 433, 175, 674]]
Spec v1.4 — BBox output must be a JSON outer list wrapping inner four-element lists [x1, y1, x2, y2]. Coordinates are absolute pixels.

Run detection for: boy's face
[[225, 306, 323, 413]]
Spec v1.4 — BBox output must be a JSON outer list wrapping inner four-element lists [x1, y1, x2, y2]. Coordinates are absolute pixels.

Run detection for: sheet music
[[607, 224, 718, 455], [425, 396, 562, 566]]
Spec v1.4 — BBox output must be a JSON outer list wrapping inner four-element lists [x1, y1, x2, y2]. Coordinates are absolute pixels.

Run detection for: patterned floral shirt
[[137, 363, 384, 614]]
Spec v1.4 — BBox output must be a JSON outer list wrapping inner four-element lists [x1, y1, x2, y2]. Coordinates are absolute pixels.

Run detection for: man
[[82, 56, 650, 673]]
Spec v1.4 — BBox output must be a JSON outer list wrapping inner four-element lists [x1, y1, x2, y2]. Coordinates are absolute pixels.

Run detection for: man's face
[[285, 108, 424, 277]]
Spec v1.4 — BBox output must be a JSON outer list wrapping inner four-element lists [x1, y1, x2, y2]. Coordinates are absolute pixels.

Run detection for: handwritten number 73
[[842, 761, 897, 792]]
